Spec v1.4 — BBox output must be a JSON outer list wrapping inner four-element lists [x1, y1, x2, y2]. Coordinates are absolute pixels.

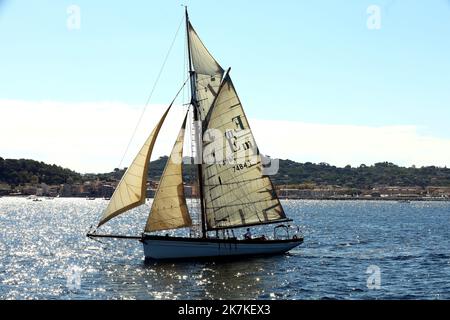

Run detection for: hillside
[[0, 157, 82, 186], [94, 156, 196, 184], [2, 156, 450, 189], [89, 157, 450, 188], [272, 160, 450, 188]]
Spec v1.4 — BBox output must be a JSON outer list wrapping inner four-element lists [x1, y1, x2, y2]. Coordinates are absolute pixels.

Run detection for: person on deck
[[244, 228, 252, 240]]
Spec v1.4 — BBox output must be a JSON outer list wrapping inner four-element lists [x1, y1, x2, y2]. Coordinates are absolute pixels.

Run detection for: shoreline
[[2, 195, 449, 202], [278, 197, 449, 201]]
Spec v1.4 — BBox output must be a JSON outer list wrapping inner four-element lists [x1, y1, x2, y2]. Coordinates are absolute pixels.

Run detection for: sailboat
[[87, 8, 303, 260]]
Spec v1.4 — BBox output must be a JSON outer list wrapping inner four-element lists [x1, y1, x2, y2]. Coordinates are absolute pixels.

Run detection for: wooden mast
[[185, 7, 207, 239]]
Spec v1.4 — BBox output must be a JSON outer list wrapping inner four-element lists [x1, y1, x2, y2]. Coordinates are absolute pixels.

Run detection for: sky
[[1, 0, 450, 173]]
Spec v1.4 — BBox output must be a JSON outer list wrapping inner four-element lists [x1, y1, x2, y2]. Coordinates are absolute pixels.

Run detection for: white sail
[[202, 75, 287, 230], [97, 106, 171, 227], [145, 115, 192, 232], [188, 21, 224, 121]]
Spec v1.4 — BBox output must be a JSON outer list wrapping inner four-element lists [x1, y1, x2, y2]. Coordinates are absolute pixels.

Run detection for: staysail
[[201, 75, 287, 230], [97, 106, 171, 227], [145, 114, 192, 232], [187, 21, 224, 121]]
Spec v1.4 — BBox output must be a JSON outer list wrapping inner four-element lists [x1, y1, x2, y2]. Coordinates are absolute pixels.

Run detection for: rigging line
[[117, 14, 185, 169], [206, 196, 276, 211], [183, 12, 188, 112], [204, 133, 267, 216], [206, 167, 270, 222]]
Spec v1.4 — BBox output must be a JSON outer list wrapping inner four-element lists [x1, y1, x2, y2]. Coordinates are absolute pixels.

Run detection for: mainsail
[[97, 106, 171, 227], [187, 21, 224, 121], [201, 75, 287, 230], [145, 114, 192, 232]]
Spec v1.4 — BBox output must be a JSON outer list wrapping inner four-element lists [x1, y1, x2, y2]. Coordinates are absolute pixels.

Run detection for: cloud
[[0, 99, 188, 173], [251, 120, 450, 168], [1, 99, 450, 173]]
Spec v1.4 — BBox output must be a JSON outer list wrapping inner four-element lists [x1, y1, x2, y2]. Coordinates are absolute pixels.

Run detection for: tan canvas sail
[[202, 75, 287, 230], [188, 21, 224, 121], [145, 114, 191, 232], [97, 106, 171, 227]]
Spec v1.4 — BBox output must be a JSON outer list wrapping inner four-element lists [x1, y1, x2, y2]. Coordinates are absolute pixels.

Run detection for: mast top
[[185, 6, 193, 74]]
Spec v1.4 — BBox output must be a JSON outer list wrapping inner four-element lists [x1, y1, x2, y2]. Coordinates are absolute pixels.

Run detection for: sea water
[[1, 197, 449, 299]]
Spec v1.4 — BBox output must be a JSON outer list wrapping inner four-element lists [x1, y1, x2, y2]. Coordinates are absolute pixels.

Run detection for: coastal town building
[[2, 179, 450, 201]]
